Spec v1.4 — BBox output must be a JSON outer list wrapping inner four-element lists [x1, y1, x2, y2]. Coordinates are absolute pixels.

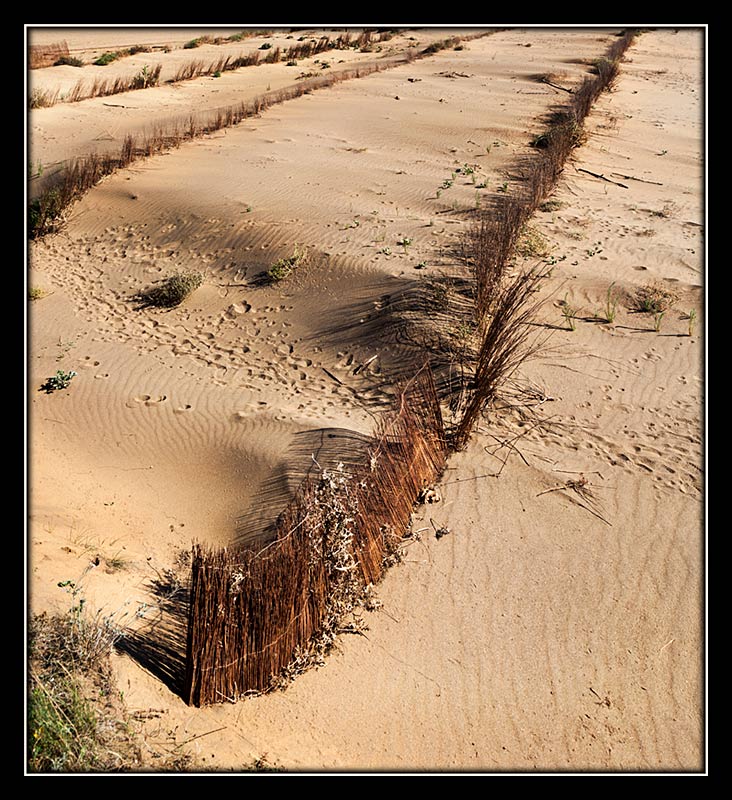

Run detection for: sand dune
[[27, 26, 704, 773]]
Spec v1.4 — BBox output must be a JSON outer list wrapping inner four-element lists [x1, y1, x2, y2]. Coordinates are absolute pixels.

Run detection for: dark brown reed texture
[[451, 265, 548, 450], [29, 41, 70, 69], [184, 365, 446, 706], [454, 29, 637, 447]]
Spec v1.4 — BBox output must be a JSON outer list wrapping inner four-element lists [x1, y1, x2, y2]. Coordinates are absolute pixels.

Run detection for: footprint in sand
[[94, 373, 110, 379], [134, 394, 168, 406], [174, 404, 193, 414]]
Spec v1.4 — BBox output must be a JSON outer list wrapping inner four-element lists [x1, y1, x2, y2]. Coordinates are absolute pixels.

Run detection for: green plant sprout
[[562, 294, 577, 331], [604, 281, 619, 323], [41, 369, 77, 393]]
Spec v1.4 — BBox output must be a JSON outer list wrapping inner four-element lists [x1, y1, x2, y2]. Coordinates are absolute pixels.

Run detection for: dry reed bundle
[[29, 41, 70, 69], [454, 29, 638, 446], [451, 266, 548, 450], [184, 365, 445, 705]]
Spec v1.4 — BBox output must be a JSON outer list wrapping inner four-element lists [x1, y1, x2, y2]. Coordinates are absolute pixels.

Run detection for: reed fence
[[29, 41, 69, 69], [182, 29, 638, 705], [184, 365, 446, 706]]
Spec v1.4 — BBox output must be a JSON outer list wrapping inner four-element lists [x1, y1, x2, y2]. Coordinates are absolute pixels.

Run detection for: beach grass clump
[[93, 51, 122, 66], [28, 603, 122, 771], [29, 87, 60, 109], [267, 245, 306, 282], [29, 188, 66, 235], [561, 294, 578, 331], [27, 586, 153, 773], [129, 64, 161, 90], [603, 282, 620, 323], [138, 270, 203, 308], [54, 55, 84, 67]]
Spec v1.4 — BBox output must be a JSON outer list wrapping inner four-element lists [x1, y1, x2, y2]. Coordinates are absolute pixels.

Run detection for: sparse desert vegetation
[[135, 270, 203, 308], [27, 25, 704, 774]]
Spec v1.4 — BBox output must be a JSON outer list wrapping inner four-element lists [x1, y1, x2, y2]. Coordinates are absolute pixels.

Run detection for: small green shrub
[[259, 42, 272, 50], [267, 246, 306, 282], [138, 270, 203, 308], [40, 369, 77, 393], [93, 51, 121, 66], [54, 55, 84, 67], [28, 286, 46, 301]]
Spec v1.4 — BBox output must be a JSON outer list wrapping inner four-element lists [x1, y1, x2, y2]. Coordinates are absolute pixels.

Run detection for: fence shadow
[[115, 574, 189, 699]]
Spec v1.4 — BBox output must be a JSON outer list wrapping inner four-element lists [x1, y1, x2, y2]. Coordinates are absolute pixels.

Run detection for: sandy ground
[[26, 26, 705, 773]]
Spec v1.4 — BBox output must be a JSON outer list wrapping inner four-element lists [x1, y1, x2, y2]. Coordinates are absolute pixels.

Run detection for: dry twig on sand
[[536, 473, 611, 526]]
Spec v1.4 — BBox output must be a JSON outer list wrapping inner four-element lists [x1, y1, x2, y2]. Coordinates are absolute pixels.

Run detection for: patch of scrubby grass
[[28, 588, 194, 773], [54, 55, 84, 67], [515, 224, 550, 259], [93, 51, 123, 66], [136, 270, 203, 308], [27, 602, 134, 773], [631, 281, 679, 313], [267, 246, 306, 283]]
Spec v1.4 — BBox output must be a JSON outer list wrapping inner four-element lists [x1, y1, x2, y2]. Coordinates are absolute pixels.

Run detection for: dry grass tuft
[[135, 271, 203, 308], [631, 281, 679, 313]]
